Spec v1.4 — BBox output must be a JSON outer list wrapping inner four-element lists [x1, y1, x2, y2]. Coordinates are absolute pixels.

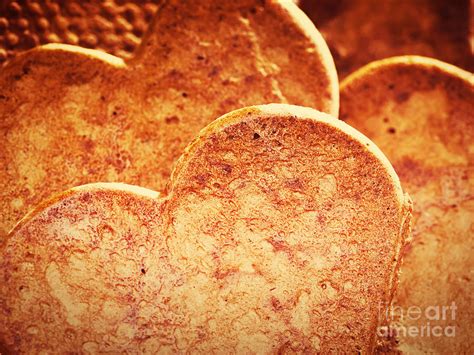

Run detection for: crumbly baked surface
[[0, 104, 411, 353], [0, 0, 338, 238], [301, 0, 472, 79], [340, 56, 473, 353]]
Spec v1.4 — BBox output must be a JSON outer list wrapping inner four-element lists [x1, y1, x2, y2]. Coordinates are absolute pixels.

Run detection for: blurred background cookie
[[0, 0, 159, 65], [1, 0, 471, 75], [300, 0, 472, 78]]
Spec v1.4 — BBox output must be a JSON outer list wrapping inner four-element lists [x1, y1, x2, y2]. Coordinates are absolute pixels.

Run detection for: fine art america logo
[[377, 302, 457, 338]]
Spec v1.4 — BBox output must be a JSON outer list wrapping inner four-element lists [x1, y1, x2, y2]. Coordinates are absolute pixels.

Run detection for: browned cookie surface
[[341, 56, 473, 353], [301, 0, 472, 79], [0, 0, 338, 238], [0, 104, 411, 353]]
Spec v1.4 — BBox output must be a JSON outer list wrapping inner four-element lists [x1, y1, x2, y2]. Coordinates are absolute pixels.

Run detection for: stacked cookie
[[0, 1, 471, 353]]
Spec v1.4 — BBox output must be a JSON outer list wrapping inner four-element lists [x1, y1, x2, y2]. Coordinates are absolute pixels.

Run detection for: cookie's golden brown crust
[[0, 0, 338, 238], [340, 56, 474, 353], [0, 104, 410, 353]]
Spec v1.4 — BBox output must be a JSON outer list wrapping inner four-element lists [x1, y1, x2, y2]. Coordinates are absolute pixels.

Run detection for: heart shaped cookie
[[0, 0, 338, 238], [0, 104, 411, 353], [340, 56, 473, 353]]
